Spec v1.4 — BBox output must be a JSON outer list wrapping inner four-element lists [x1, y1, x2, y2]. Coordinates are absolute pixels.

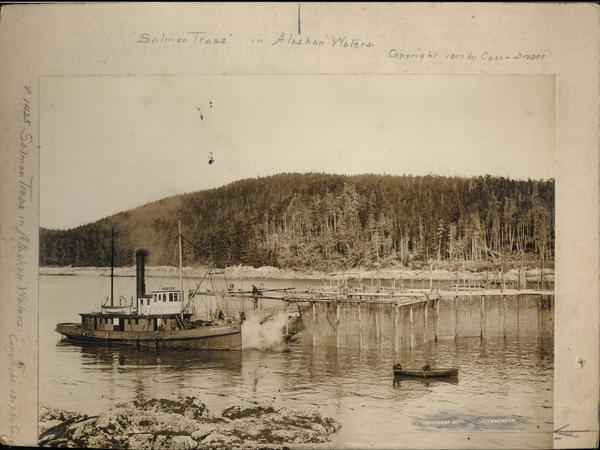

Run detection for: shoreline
[[39, 264, 555, 283], [39, 396, 341, 448]]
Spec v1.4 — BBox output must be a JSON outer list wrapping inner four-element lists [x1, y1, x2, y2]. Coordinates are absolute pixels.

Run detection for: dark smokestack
[[136, 249, 148, 299]]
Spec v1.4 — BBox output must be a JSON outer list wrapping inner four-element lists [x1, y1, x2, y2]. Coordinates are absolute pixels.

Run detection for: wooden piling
[[480, 295, 485, 340], [516, 295, 520, 337], [502, 295, 506, 339], [537, 295, 542, 339], [541, 260, 545, 290], [394, 304, 399, 351], [312, 302, 316, 346], [358, 303, 363, 349], [409, 305, 414, 348], [435, 299, 440, 342], [453, 295, 458, 340], [429, 263, 433, 291], [424, 301, 428, 342], [336, 302, 340, 348], [285, 301, 289, 336], [375, 305, 380, 342]]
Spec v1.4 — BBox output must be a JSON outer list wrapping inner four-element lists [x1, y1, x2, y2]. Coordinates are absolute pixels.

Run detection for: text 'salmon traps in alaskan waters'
[[55, 220, 243, 350]]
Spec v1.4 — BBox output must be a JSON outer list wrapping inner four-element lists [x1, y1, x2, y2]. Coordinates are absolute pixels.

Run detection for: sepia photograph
[[35, 74, 556, 448]]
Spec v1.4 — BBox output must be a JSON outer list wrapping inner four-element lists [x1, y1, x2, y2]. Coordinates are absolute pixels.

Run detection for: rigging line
[[261, 302, 282, 321], [216, 274, 234, 315], [93, 273, 104, 310], [114, 272, 120, 305], [183, 262, 214, 312], [113, 237, 175, 248], [213, 271, 233, 315], [180, 235, 205, 256], [158, 238, 178, 290], [122, 271, 134, 303], [222, 269, 232, 293], [209, 274, 221, 309]]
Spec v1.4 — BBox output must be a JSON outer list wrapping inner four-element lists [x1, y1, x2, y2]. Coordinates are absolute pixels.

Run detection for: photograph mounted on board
[[38, 74, 554, 448]]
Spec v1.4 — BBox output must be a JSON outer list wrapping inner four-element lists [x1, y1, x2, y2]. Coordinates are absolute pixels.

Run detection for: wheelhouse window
[[169, 293, 173, 302]]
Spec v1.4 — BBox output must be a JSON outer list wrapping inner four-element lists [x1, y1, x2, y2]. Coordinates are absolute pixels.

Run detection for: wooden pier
[[196, 284, 554, 348]]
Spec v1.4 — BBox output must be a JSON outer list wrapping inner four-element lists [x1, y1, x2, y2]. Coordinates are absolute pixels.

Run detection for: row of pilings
[[296, 292, 554, 348]]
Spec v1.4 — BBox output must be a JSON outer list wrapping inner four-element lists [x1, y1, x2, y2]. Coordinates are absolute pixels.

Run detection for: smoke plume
[[242, 311, 288, 351]]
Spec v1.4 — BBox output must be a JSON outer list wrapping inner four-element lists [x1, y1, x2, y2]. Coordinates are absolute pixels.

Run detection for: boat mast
[[178, 219, 184, 305], [110, 226, 114, 307]]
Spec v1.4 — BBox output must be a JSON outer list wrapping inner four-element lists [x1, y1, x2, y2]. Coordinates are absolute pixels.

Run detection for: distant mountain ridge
[[40, 172, 554, 271]]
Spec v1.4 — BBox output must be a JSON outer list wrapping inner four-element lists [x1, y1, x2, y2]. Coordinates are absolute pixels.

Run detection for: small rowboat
[[393, 367, 459, 378]]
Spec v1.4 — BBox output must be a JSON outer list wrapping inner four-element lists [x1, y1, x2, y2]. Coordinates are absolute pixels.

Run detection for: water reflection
[[393, 376, 460, 387], [41, 275, 553, 448], [67, 342, 243, 372]]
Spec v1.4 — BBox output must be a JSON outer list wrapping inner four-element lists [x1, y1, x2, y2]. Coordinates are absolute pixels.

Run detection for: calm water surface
[[40, 274, 553, 448]]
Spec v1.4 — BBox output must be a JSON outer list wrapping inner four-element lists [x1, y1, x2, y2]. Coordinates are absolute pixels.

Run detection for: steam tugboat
[[55, 221, 243, 350]]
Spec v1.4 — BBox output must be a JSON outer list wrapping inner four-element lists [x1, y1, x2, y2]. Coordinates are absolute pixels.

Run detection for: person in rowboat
[[393, 361, 402, 370], [422, 360, 431, 372]]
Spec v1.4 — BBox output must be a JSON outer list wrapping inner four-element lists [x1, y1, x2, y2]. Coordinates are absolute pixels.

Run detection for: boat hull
[[56, 322, 242, 350], [393, 368, 459, 378]]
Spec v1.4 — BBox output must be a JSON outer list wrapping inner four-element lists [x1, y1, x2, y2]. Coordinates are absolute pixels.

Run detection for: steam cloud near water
[[242, 311, 288, 351]]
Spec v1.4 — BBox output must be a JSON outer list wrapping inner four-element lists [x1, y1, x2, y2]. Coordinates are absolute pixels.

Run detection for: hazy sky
[[40, 74, 554, 229]]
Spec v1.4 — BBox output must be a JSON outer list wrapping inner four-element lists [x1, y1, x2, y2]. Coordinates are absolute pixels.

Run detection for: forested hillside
[[40, 173, 554, 271]]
